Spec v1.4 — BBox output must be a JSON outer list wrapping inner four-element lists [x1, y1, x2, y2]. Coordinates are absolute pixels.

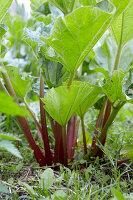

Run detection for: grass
[[0, 105, 133, 200], [0, 150, 132, 199]]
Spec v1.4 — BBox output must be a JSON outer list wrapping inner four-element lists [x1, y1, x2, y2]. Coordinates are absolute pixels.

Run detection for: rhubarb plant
[[0, 0, 133, 167]]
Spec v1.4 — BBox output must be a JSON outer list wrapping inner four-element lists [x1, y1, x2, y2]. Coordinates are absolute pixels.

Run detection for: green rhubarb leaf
[[94, 67, 109, 78], [40, 6, 113, 73], [42, 81, 94, 126], [90, 34, 133, 73], [102, 70, 127, 102], [48, 0, 75, 14], [0, 140, 22, 158], [0, 91, 29, 116], [90, 35, 118, 73], [119, 40, 133, 71], [41, 0, 132, 73], [5, 66, 32, 99], [43, 60, 69, 88], [0, 0, 13, 23], [79, 0, 101, 6], [110, 0, 132, 19], [111, 1, 133, 46], [77, 86, 103, 118]]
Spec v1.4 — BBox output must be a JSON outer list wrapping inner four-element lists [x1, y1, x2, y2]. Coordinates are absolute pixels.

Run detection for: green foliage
[[90, 34, 117, 72], [40, 6, 113, 73], [48, 0, 75, 14], [0, 91, 29, 116], [77, 86, 103, 117], [121, 144, 133, 160], [102, 70, 127, 102], [0, 44, 7, 56], [0, 0, 13, 23], [0, 183, 9, 194], [0, 0, 133, 171], [79, 0, 102, 6], [111, 1, 133, 46], [90, 34, 133, 72], [5, 66, 32, 99], [40, 0, 132, 73], [40, 168, 54, 189], [0, 24, 8, 39], [18, 181, 36, 199], [111, 187, 125, 200], [42, 60, 69, 88], [42, 81, 94, 126], [0, 133, 22, 158], [30, 0, 48, 11], [7, 14, 26, 45], [0, 133, 21, 141]]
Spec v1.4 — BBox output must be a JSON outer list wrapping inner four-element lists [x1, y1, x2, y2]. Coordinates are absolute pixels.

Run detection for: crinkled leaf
[[23, 28, 44, 58], [77, 86, 103, 117], [48, 0, 75, 14], [24, 28, 45, 45], [0, 0, 13, 23], [111, 1, 133, 46], [42, 81, 94, 126], [5, 66, 32, 99], [0, 91, 29, 116], [102, 70, 127, 102], [40, 6, 113, 73], [40, 168, 54, 189], [35, 14, 54, 26], [0, 140, 22, 158]]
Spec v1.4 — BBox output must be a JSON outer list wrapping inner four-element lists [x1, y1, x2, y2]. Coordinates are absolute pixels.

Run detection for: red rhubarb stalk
[[67, 115, 79, 160], [91, 98, 107, 149], [40, 74, 53, 165]]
